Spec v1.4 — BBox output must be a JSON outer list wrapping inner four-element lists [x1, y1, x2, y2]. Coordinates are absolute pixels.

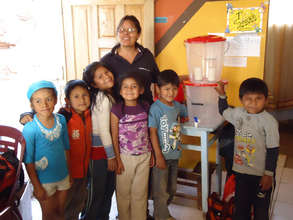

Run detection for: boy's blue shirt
[[23, 113, 70, 184], [148, 99, 187, 160]]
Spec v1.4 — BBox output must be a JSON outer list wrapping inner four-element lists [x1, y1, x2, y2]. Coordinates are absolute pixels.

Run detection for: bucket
[[185, 82, 224, 127], [185, 35, 226, 83]]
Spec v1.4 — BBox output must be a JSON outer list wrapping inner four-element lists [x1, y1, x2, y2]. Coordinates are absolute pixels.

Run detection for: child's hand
[[155, 155, 167, 169], [116, 158, 125, 175], [150, 152, 155, 167], [20, 114, 33, 125], [107, 158, 117, 171], [34, 186, 48, 201], [260, 175, 273, 191], [214, 81, 226, 96]]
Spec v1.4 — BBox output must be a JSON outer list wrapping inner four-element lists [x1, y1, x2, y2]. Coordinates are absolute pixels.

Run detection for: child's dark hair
[[117, 15, 142, 34], [157, 69, 180, 88], [239, 78, 268, 99], [64, 80, 89, 99], [117, 71, 147, 114], [82, 61, 114, 108]]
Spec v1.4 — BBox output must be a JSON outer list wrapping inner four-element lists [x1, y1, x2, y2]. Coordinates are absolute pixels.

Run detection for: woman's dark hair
[[157, 69, 180, 88], [117, 15, 142, 34], [239, 78, 268, 99], [82, 61, 115, 108], [117, 71, 147, 114], [64, 80, 89, 99]]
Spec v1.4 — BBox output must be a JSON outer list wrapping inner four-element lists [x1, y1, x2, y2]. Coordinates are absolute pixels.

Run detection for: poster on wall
[[226, 5, 263, 33], [225, 34, 261, 57]]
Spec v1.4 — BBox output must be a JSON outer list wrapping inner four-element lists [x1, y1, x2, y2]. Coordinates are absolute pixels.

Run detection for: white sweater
[[91, 92, 115, 159]]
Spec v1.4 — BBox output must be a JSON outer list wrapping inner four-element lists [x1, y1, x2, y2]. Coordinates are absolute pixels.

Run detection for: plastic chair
[[0, 125, 25, 220]]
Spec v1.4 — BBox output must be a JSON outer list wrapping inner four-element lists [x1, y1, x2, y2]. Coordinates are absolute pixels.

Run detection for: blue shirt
[[148, 100, 187, 160], [23, 113, 70, 183]]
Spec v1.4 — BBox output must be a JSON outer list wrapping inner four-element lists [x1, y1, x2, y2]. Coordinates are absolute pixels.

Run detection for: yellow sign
[[227, 7, 263, 33]]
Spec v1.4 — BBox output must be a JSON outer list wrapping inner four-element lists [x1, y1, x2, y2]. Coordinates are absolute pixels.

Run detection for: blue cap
[[27, 80, 57, 100]]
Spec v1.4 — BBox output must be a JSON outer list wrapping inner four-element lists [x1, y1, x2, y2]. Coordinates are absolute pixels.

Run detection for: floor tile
[[32, 198, 42, 220], [271, 214, 291, 220], [276, 183, 293, 204], [272, 201, 293, 219], [109, 192, 118, 220], [280, 168, 293, 184], [169, 201, 204, 220]]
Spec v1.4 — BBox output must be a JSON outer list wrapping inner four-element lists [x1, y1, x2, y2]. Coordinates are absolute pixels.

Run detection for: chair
[[0, 125, 26, 220]]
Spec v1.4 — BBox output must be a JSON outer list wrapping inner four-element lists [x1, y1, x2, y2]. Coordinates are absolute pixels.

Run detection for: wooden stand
[[176, 162, 217, 210]]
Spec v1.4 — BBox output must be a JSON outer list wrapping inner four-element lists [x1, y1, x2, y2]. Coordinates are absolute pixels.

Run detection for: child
[[23, 80, 70, 220], [148, 70, 188, 220], [20, 80, 92, 220], [110, 71, 153, 220], [215, 78, 280, 220], [82, 61, 117, 220], [60, 80, 92, 220]]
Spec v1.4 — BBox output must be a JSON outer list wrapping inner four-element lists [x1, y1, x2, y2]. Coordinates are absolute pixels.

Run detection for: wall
[[154, 0, 193, 44], [155, 0, 269, 107], [154, 0, 269, 168]]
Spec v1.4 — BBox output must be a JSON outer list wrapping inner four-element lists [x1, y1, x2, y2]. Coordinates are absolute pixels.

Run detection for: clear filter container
[[185, 35, 226, 83]]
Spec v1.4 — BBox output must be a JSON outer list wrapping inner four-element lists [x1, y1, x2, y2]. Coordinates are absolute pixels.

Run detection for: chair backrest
[[0, 125, 26, 203]]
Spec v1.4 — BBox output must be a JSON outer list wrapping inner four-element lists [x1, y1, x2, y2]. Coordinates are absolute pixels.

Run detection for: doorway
[[0, 0, 66, 130]]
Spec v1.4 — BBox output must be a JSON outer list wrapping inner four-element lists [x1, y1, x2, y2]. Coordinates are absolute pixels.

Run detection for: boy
[[215, 78, 280, 220], [148, 70, 188, 220]]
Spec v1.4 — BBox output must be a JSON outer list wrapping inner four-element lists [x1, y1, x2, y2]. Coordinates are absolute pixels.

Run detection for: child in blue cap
[[23, 80, 71, 220]]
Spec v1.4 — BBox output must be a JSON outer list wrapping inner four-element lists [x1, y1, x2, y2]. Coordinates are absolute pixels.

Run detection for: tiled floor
[[271, 167, 293, 220]]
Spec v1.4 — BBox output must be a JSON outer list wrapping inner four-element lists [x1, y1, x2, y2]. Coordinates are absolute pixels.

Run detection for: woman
[[101, 15, 158, 220], [101, 15, 159, 104]]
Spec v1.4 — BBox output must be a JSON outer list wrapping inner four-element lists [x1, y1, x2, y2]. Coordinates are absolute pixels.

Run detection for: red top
[[91, 145, 107, 160], [185, 35, 226, 43], [153, 83, 185, 103], [67, 109, 92, 178]]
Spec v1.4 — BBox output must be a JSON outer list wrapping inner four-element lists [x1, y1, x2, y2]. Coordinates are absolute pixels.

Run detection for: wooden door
[[62, 0, 154, 80]]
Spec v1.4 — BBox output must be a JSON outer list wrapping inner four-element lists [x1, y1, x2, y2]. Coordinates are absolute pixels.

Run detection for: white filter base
[[186, 85, 223, 127]]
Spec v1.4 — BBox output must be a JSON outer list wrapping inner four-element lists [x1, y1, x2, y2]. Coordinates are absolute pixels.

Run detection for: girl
[[110, 71, 153, 220], [82, 61, 117, 220], [60, 80, 92, 220], [23, 80, 70, 220]]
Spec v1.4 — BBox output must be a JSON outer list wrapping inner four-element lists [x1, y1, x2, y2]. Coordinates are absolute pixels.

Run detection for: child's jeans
[[152, 159, 178, 220], [65, 177, 87, 220], [234, 172, 274, 220], [84, 159, 115, 220], [116, 152, 151, 220]]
